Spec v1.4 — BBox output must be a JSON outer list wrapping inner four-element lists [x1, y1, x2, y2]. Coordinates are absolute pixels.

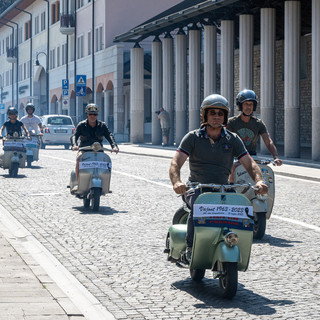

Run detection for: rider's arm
[[261, 132, 282, 166], [103, 124, 118, 152], [38, 122, 43, 133], [239, 154, 268, 194], [169, 151, 188, 194], [22, 124, 30, 138], [0, 124, 5, 136]]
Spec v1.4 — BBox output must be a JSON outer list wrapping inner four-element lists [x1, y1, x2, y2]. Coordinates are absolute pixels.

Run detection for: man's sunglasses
[[208, 110, 224, 117]]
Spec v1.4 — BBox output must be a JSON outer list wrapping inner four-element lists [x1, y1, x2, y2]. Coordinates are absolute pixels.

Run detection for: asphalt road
[[0, 146, 319, 320]]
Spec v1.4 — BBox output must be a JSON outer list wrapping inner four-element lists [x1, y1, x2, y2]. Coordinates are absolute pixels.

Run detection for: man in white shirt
[[20, 103, 43, 134]]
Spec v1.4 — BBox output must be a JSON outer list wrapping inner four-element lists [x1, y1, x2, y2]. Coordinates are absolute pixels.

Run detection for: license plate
[[54, 129, 67, 133]]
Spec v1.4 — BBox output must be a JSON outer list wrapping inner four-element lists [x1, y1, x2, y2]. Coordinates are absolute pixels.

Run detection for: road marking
[[42, 154, 320, 232], [276, 174, 320, 184]]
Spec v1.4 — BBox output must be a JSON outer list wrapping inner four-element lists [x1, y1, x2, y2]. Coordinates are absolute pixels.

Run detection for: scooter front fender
[[26, 149, 33, 156], [212, 242, 240, 267], [252, 198, 268, 214], [91, 177, 102, 188], [11, 155, 20, 163]]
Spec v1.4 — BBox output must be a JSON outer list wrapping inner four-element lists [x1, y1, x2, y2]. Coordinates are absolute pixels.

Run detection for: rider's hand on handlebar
[[173, 181, 187, 195], [254, 180, 268, 195], [273, 157, 282, 166], [72, 145, 79, 151], [112, 146, 119, 154], [27, 136, 31, 140]]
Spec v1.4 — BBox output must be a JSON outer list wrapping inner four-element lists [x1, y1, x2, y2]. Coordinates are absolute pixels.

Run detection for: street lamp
[[34, 51, 49, 114]]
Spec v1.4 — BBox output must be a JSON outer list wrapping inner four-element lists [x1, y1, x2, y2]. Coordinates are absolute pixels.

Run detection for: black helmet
[[236, 89, 258, 111], [7, 107, 18, 116], [200, 94, 230, 125], [26, 102, 35, 112], [85, 103, 99, 114]]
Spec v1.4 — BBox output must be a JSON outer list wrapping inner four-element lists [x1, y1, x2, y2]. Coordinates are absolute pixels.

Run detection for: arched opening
[[33, 66, 48, 115]]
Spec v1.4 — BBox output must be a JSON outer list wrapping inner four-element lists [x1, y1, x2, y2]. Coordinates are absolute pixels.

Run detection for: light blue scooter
[[165, 183, 254, 299]]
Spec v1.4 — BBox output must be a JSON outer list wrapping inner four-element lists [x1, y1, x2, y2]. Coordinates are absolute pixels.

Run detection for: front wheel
[[83, 197, 90, 208], [11, 162, 19, 177], [172, 206, 189, 224], [190, 269, 205, 282], [253, 212, 267, 239], [27, 155, 33, 168], [218, 262, 238, 299], [91, 188, 101, 211]]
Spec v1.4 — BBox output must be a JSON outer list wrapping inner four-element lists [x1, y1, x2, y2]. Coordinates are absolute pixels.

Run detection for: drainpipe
[[43, 0, 50, 114], [15, 7, 32, 100], [0, 21, 14, 107]]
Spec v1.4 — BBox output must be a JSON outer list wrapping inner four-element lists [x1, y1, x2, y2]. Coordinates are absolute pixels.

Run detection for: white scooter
[[0, 133, 27, 177], [69, 142, 113, 211], [233, 158, 275, 239], [25, 131, 42, 167]]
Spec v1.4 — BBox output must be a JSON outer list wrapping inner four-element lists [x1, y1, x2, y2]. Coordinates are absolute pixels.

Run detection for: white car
[[40, 115, 75, 149]]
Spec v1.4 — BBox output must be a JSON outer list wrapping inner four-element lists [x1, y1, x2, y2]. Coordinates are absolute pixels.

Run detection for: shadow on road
[[171, 278, 294, 316], [26, 165, 43, 169], [2, 174, 27, 179], [73, 206, 127, 216], [254, 234, 302, 247]]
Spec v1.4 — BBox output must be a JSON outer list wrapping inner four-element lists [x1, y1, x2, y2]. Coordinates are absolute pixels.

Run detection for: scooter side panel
[[234, 163, 275, 218], [168, 225, 187, 260]]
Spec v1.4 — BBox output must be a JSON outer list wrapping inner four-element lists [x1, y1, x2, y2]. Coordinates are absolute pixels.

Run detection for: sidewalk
[[0, 143, 319, 320]]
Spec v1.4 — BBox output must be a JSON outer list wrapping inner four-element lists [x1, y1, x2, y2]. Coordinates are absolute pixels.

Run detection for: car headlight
[[224, 232, 239, 247]]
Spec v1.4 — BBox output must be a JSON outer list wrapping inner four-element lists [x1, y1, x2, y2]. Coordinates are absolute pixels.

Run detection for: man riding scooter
[[20, 103, 43, 134], [71, 103, 119, 189], [169, 94, 268, 262]]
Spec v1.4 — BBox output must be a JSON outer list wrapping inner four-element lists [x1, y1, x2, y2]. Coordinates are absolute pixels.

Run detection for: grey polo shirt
[[178, 126, 248, 184]]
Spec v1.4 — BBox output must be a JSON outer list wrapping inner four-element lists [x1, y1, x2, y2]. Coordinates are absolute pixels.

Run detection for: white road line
[[42, 154, 320, 232], [276, 174, 320, 184]]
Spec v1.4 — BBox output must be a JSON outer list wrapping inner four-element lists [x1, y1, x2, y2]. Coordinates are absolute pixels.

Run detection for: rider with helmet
[[71, 103, 119, 180], [0, 107, 30, 138], [228, 89, 282, 166], [20, 103, 43, 134], [169, 94, 268, 261]]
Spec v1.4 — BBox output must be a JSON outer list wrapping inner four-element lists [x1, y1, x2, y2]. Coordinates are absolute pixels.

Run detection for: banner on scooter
[[79, 161, 111, 170]]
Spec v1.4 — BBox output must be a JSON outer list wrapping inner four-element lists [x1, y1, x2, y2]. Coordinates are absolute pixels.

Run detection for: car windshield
[[47, 117, 72, 125]]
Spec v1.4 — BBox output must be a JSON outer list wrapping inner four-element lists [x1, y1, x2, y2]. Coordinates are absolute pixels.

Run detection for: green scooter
[[165, 183, 254, 299]]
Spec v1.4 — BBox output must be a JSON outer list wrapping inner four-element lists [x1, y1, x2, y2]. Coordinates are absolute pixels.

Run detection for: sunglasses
[[208, 110, 224, 117], [88, 113, 98, 116]]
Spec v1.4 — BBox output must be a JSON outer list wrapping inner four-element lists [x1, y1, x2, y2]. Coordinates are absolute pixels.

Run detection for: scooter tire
[[83, 197, 90, 208], [91, 188, 101, 211], [253, 212, 267, 240], [27, 155, 33, 168], [190, 269, 205, 282], [11, 163, 19, 177], [172, 206, 188, 224], [218, 262, 238, 299]]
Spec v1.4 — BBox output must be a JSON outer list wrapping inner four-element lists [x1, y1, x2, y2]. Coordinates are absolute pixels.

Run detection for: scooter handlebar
[[183, 182, 254, 194]]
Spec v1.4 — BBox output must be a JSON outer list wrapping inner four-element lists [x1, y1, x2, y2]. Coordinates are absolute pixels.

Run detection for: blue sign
[[76, 75, 86, 97], [76, 86, 86, 97], [62, 79, 69, 90], [63, 89, 69, 97]]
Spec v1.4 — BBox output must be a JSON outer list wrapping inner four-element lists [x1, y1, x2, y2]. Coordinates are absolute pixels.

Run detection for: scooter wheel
[[253, 212, 267, 239], [91, 188, 101, 211], [190, 269, 205, 281], [83, 197, 90, 208], [218, 262, 238, 299], [172, 206, 188, 224], [27, 155, 33, 168], [11, 163, 19, 177]]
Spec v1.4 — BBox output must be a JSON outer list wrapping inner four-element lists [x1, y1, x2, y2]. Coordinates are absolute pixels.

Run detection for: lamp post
[[35, 51, 49, 114]]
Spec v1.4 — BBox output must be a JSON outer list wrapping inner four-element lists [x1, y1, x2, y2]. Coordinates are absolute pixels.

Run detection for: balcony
[[6, 47, 17, 63], [60, 13, 75, 35]]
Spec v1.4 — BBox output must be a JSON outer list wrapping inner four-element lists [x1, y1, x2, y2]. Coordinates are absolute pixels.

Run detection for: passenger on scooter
[[169, 94, 268, 262], [228, 89, 282, 165], [71, 103, 119, 182], [20, 103, 43, 134]]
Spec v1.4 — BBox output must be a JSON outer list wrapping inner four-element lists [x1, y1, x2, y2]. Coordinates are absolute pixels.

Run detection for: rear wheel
[[40, 141, 46, 149], [253, 212, 267, 239], [190, 269, 205, 282], [27, 155, 33, 168], [172, 206, 189, 224], [218, 262, 238, 299], [83, 197, 90, 208], [11, 163, 19, 177], [91, 188, 101, 211]]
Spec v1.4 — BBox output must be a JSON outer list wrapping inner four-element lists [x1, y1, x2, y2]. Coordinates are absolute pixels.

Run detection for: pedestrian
[[156, 107, 170, 146]]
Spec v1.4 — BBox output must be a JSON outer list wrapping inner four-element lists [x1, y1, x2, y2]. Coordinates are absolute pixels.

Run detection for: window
[[57, 46, 60, 67], [27, 60, 30, 78], [34, 16, 39, 34], [77, 35, 84, 59], [95, 26, 103, 52], [87, 30, 91, 55], [25, 21, 31, 40], [18, 27, 23, 44], [50, 48, 55, 69], [77, 0, 84, 9], [41, 12, 46, 31], [24, 62, 27, 80], [6, 71, 9, 86]]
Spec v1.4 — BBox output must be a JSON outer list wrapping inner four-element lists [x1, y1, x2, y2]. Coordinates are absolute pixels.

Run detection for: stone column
[[95, 92, 103, 121], [162, 33, 174, 145], [104, 90, 111, 126], [239, 14, 253, 90], [284, 1, 300, 157], [175, 28, 187, 145], [312, 0, 320, 161], [130, 44, 144, 143], [203, 24, 217, 97], [151, 36, 162, 144], [188, 25, 201, 131], [260, 8, 276, 154], [221, 20, 234, 115]]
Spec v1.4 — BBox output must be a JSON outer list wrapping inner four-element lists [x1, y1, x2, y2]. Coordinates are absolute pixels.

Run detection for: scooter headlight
[[92, 142, 101, 152], [224, 232, 239, 247]]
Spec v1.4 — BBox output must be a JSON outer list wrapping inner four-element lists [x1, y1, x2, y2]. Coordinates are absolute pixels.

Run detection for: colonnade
[[130, 1, 320, 161]]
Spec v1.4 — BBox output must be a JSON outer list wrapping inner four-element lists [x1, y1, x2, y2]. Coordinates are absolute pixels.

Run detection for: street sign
[[62, 79, 69, 90], [62, 98, 69, 110], [76, 75, 86, 97], [63, 89, 69, 97], [0, 104, 5, 114]]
